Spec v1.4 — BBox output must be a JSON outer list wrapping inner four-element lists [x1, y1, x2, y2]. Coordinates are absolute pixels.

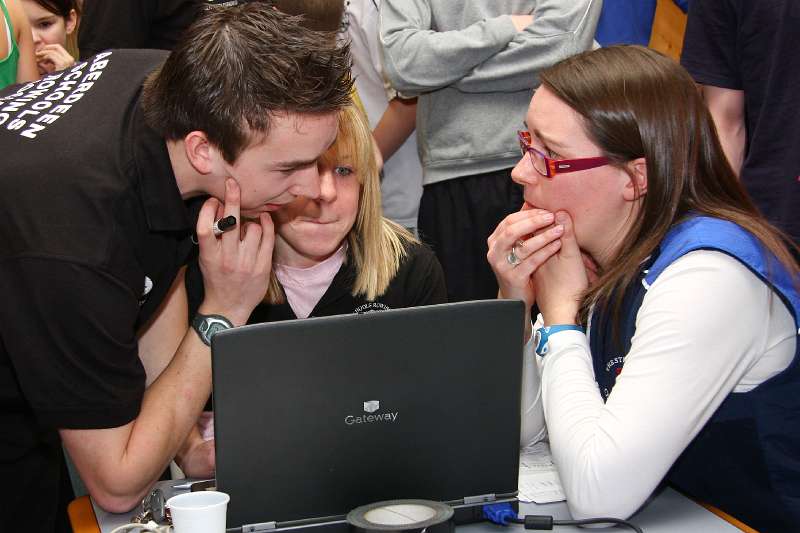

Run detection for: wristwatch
[[533, 324, 584, 357], [192, 313, 234, 346]]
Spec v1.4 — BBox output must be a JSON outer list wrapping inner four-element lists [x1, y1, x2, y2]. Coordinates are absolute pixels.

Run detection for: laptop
[[211, 300, 525, 532]]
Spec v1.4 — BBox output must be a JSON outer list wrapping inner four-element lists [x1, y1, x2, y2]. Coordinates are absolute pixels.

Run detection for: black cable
[[509, 515, 644, 533], [555, 517, 643, 532]]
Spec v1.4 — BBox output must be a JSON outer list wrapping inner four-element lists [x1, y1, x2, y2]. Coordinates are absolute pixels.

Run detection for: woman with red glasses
[[488, 45, 799, 532]]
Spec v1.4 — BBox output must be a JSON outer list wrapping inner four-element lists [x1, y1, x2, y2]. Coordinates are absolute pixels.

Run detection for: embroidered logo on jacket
[[354, 302, 390, 314], [602, 355, 626, 399]]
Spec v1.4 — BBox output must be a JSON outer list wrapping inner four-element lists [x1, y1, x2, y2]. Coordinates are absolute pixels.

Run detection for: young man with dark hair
[[0, 4, 351, 532]]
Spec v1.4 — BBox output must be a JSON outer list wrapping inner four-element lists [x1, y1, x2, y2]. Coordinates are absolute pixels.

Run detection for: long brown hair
[[538, 45, 799, 323]]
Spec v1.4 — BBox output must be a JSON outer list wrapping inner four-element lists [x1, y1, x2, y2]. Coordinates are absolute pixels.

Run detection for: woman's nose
[[31, 29, 43, 48], [318, 168, 338, 203], [511, 156, 539, 187]]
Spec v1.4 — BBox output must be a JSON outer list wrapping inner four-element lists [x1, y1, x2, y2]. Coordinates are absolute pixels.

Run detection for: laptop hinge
[[242, 522, 277, 532], [463, 493, 497, 505]]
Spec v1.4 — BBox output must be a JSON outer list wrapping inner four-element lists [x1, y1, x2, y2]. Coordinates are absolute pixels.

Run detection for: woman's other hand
[[533, 211, 588, 325]]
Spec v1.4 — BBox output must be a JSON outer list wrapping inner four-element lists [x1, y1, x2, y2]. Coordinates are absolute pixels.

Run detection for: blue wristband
[[533, 324, 584, 357]]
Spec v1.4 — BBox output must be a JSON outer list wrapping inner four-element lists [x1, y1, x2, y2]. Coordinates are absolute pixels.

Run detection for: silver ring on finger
[[507, 247, 521, 267]]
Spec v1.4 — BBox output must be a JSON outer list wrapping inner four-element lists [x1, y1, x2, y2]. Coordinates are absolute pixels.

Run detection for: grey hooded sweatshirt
[[380, 0, 601, 186]]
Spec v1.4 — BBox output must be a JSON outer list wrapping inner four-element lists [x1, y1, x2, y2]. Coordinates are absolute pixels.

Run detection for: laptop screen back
[[212, 300, 524, 529]]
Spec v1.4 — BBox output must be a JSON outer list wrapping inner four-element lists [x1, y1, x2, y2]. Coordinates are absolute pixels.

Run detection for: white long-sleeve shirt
[[521, 250, 797, 519]]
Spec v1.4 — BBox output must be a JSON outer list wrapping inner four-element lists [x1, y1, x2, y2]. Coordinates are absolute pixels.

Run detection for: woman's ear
[[66, 9, 78, 35], [623, 157, 648, 201]]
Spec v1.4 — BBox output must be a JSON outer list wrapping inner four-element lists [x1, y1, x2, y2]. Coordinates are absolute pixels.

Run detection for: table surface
[[90, 480, 745, 533]]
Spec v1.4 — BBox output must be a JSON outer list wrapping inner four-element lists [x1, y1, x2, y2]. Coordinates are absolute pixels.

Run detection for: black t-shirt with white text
[[79, 0, 247, 58], [0, 50, 194, 532]]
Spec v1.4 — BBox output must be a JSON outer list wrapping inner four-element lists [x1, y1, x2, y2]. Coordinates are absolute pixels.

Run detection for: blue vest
[[589, 217, 800, 532]]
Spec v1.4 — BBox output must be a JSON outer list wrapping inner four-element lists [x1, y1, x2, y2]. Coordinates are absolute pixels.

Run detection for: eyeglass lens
[[518, 135, 548, 176]]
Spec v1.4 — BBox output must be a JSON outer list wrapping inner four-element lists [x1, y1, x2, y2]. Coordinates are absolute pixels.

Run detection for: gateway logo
[[345, 400, 399, 426]]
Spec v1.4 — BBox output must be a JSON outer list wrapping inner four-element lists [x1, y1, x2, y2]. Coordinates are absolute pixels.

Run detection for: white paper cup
[[167, 490, 230, 533]]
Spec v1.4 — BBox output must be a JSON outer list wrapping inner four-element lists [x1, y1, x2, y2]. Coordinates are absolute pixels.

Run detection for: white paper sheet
[[518, 442, 566, 504]]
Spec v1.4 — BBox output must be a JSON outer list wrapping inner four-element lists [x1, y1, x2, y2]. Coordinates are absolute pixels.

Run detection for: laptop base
[[232, 499, 519, 533]]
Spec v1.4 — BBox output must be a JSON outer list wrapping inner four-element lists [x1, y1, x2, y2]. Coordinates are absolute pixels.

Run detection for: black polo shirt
[[681, 0, 800, 245], [78, 0, 246, 58], [0, 50, 195, 532]]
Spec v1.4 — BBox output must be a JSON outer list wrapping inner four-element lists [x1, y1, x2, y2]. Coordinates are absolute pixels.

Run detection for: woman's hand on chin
[[487, 203, 565, 340], [533, 211, 588, 325]]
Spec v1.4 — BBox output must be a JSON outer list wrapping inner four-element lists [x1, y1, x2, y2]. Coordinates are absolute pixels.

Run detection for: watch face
[[207, 321, 229, 338], [193, 314, 233, 346]]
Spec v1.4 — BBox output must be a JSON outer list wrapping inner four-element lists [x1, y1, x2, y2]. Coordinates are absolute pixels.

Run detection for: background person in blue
[[488, 46, 799, 532], [595, 0, 688, 47]]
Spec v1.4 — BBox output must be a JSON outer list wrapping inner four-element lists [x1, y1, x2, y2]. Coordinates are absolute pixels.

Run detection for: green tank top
[[0, 0, 20, 89]]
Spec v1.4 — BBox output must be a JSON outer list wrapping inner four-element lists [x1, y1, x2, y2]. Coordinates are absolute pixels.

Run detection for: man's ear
[[623, 157, 648, 201], [183, 131, 217, 175]]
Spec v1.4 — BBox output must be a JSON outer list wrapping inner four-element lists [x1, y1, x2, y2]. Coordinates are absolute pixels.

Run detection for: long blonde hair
[[266, 104, 417, 304]]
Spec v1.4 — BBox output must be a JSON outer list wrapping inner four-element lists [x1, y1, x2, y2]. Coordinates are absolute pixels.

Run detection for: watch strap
[[534, 324, 584, 357], [192, 313, 234, 346]]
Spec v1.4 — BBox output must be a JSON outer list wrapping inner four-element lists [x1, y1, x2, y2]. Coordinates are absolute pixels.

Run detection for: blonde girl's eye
[[334, 165, 353, 177]]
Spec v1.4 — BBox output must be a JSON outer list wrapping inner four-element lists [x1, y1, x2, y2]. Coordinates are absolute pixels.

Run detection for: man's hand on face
[[196, 178, 275, 326]]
